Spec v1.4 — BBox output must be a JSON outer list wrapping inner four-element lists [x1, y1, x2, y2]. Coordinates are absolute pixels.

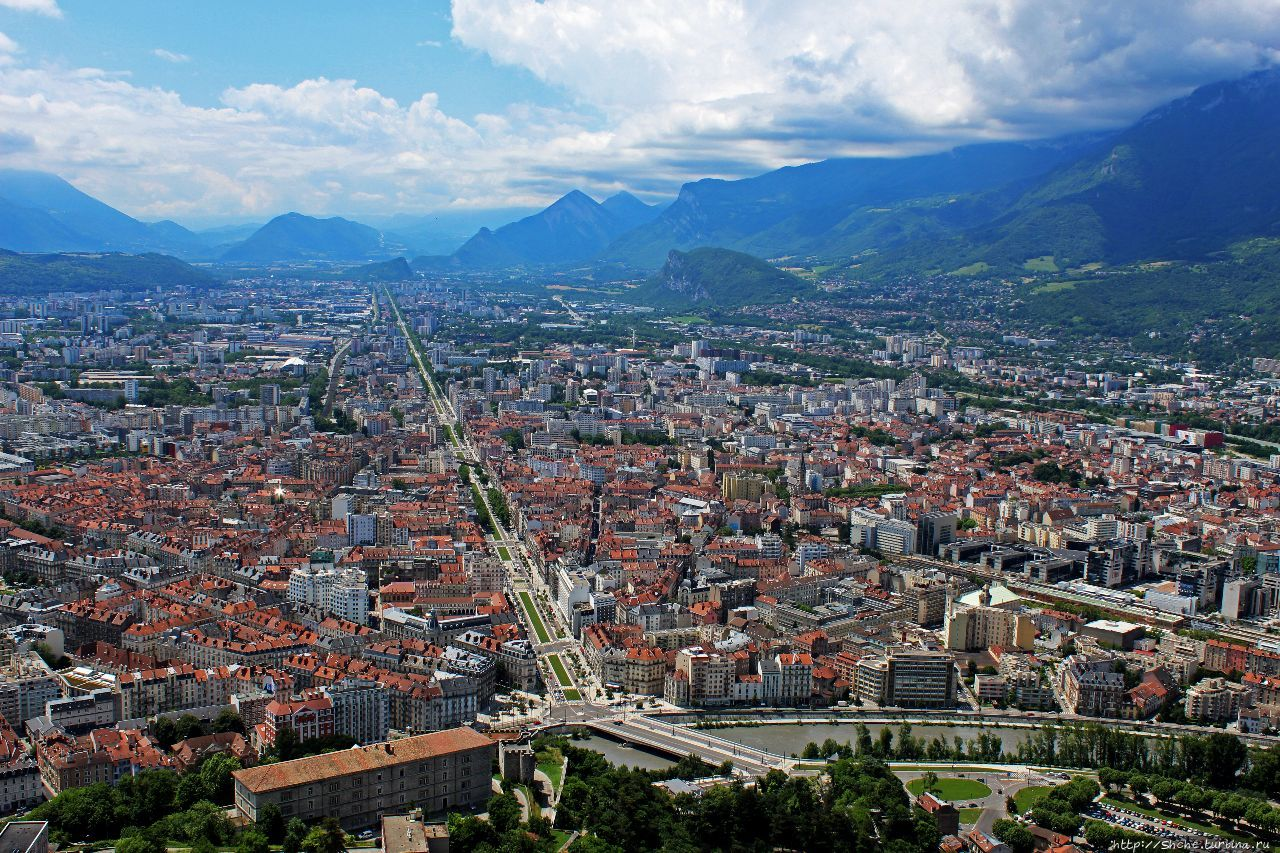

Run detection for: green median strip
[[548, 654, 580, 700], [519, 591, 551, 643], [548, 653, 573, 686], [497, 546, 511, 561]]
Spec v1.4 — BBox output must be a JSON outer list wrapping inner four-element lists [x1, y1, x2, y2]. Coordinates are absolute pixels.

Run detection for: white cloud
[[451, 0, 1280, 160], [0, 0, 1278, 222], [152, 48, 190, 64], [416, 39, 443, 48], [0, 31, 16, 54], [0, 0, 60, 17]]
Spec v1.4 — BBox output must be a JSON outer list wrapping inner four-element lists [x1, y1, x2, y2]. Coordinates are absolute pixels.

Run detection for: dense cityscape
[[0, 272, 1271, 852], [3, 3, 1280, 853]]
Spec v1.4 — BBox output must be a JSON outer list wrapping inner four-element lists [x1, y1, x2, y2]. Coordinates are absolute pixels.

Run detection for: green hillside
[[1013, 240, 1280, 363], [630, 247, 813, 309], [0, 251, 217, 294]]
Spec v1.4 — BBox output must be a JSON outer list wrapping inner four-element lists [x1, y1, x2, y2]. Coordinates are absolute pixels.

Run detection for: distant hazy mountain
[[599, 191, 663, 231], [221, 212, 403, 262], [196, 222, 265, 253], [420, 190, 665, 269], [630, 247, 813, 308], [373, 207, 540, 256], [0, 169, 208, 256], [0, 250, 216, 295], [341, 257, 414, 282]]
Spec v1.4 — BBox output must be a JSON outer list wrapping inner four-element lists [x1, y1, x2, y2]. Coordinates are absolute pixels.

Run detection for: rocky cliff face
[[655, 249, 712, 302]]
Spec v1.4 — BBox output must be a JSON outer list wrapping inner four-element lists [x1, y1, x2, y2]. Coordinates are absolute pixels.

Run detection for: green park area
[[1012, 785, 1051, 812], [906, 776, 992, 802]]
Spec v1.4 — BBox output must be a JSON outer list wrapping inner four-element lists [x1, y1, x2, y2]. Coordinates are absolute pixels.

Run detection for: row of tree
[[797, 722, 1006, 763], [1010, 723, 1251, 790], [1099, 767, 1280, 835]]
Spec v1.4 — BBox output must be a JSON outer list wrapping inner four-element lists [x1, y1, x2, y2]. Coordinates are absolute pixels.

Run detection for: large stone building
[[1057, 654, 1125, 717], [232, 727, 494, 830]]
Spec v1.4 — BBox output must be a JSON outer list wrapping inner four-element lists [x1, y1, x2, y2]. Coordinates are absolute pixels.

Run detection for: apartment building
[[885, 648, 957, 708], [323, 680, 390, 745], [1186, 677, 1253, 723], [943, 604, 1035, 652]]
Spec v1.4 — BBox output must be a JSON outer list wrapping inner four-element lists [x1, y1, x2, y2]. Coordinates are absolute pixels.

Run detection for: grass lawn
[[561, 688, 582, 701], [538, 754, 564, 793], [548, 653, 574, 686], [497, 545, 512, 561], [551, 830, 573, 850], [1101, 795, 1254, 842], [1030, 280, 1082, 295], [1023, 255, 1060, 272], [1012, 785, 1051, 813], [443, 424, 459, 446], [906, 777, 992, 801], [949, 261, 991, 276], [519, 591, 551, 643], [958, 808, 984, 824]]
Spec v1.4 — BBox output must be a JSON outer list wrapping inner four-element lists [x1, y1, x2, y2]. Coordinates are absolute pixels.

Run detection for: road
[[382, 287, 601, 705], [322, 338, 352, 419]]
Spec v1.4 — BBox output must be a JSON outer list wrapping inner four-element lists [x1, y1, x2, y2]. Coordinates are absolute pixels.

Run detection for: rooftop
[[232, 727, 492, 794]]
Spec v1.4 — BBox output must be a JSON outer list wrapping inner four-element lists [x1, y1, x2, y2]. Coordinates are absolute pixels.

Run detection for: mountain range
[[1, 69, 1279, 285], [0, 170, 208, 256], [417, 190, 662, 270]]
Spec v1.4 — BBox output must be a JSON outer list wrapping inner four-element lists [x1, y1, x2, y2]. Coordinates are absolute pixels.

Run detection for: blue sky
[[1, 1, 561, 118], [0, 0, 1277, 226]]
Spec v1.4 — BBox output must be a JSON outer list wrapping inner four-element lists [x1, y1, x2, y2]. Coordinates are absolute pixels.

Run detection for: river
[[574, 733, 678, 771], [684, 721, 1036, 757]]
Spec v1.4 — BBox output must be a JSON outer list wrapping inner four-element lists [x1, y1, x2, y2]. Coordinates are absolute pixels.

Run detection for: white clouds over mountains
[[0, 0, 1278, 221]]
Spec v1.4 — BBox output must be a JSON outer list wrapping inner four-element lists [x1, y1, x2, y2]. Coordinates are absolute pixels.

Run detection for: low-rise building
[[232, 727, 494, 829]]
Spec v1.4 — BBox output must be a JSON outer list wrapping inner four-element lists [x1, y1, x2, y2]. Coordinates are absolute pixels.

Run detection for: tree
[[487, 792, 522, 834], [197, 752, 242, 805], [274, 726, 300, 761], [554, 777, 593, 829], [116, 836, 166, 853], [447, 814, 498, 852], [237, 830, 271, 853], [211, 708, 245, 734], [258, 803, 286, 844], [919, 771, 940, 794], [1084, 820, 1121, 852], [153, 716, 178, 748], [175, 713, 205, 742], [991, 819, 1034, 853], [1202, 731, 1248, 789], [185, 799, 232, 844], [567, 836, 624, 853], [283, 818, 309, 853], [302, 816, 347, 853]]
